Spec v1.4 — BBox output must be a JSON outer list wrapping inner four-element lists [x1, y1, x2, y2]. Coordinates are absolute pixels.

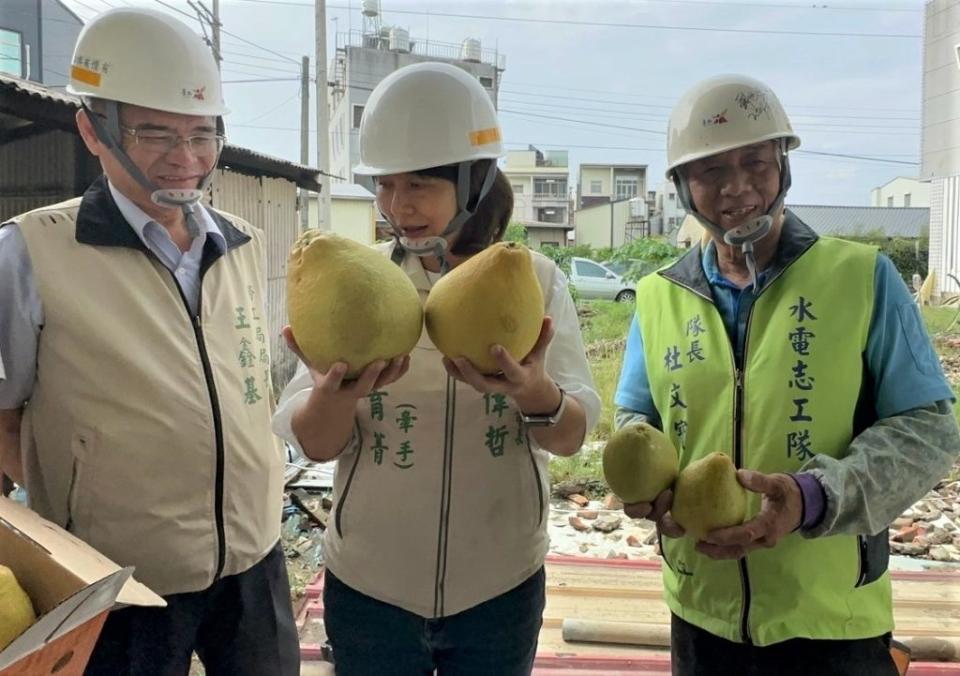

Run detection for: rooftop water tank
[[361, 0, 380, 17], [461, 38, 481, 63], [389, 27, 410, 53]]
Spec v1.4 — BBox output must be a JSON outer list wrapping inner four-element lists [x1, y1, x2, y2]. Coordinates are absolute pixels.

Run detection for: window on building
[[536, 207, 566, 223], [668, 192, 676, 201], [534, 178, 567, 198], [352, 104, 365, 129], [887, 196, 894, 207], [615, 176, 639, 200], [512, 184, 524, 194], [479, 76, 494, 87], [904, 193, 911, 207], [0, 28, 23, 78], [590, 180, 602, 193], [668, 217, 677, 226]]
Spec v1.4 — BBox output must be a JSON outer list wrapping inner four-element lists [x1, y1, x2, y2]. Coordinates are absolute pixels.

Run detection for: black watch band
[[520, 388, 566, 427]]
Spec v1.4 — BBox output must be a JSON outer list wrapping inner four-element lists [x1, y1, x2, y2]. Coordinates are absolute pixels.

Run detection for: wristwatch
[[520, 388, 567, 427]]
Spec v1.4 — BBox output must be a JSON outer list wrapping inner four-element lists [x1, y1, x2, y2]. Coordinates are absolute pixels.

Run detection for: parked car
[[569, 257, 636, 303]]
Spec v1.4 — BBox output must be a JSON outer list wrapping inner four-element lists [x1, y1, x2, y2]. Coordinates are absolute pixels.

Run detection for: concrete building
[[871, 177, 931, 208], [307, 183, 377, 244], [650, 180, 686, 237], [577, 163, 647, 209], [922, 0, 960, 297], [0, 0, 83, 86], [503, 146, 571, 235], [328, 1, 504, 190], [574, 197, 649, 249]]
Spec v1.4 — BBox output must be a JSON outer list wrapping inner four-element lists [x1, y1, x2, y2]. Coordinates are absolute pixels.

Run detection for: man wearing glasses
[[0, 8, 299, 675]]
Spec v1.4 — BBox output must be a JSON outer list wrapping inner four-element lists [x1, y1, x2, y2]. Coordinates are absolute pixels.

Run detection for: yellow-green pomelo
[[287, 231, 423, 378], [0, 564, 36, 651], [671, 452, 748, 541], [424, 242, 544, 374], [602, 422, 678, 504]]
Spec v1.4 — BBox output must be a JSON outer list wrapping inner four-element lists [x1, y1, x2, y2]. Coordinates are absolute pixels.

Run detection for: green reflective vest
[[636, 236, 893, 646]]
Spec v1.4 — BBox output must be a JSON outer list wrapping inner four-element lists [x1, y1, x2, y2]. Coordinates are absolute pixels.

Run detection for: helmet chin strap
[[675, 140, 792, 290], [84, 100, 222, 238], [387, 159, 498, 275]]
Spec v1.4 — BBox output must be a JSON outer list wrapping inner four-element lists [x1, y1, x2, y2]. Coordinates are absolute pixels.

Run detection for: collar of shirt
[[701, 239, 769, 292], [107, 180, 227, 267]]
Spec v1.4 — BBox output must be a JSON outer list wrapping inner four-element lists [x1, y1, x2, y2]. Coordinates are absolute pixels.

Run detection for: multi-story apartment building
[[577, 163, 647, 209], [328, 1, 504, 191], [502, 146, 574, 248], [650, 179, 686, 236]]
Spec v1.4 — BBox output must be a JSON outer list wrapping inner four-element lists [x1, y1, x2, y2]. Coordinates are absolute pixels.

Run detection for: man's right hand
[[623, 489, 685, 538]]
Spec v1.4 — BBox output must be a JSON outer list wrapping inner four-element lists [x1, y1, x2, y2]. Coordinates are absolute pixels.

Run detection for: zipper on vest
[[433, 374, 457, 617], [166, 267, 227, 584], [734, 364, 752, 645], [190, 309, 227, 583], [855, 535, 868, 587]]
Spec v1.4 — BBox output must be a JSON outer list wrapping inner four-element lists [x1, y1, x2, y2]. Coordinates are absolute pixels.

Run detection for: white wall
[[870, 177, 931, 208]]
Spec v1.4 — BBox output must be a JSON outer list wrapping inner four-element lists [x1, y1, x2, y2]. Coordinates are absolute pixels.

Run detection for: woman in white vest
[[273, 62, 600, 675]]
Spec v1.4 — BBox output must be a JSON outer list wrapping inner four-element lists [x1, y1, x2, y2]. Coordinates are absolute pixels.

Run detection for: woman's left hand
[[442, 316, 560, 411]]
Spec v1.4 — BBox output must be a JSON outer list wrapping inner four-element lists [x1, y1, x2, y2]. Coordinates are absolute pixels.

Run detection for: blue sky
[[67, 0, 927, 206]]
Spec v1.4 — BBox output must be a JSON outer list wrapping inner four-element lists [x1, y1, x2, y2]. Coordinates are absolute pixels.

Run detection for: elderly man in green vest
[[615, 74, 959, 675], [0, 8, 299, 674]]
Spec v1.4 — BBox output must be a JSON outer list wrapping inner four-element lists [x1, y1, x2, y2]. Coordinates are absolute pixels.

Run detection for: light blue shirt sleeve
[[614, 313, 661, 427], [0, 223, 42, 407], [867, 254, 955, 417]]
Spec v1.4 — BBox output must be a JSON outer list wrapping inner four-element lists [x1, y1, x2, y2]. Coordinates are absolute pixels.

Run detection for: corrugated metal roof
[[0, 73, 322, 192], [786, 205, 930, 238], [329, 183, 375, 200]]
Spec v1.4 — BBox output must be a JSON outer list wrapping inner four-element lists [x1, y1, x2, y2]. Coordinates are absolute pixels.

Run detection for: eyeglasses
[[119, 124, 225, 157]]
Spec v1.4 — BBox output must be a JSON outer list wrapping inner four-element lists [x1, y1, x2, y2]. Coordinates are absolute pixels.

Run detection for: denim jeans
[[323, 566, 546, 676], [671, 613, 899, 676]]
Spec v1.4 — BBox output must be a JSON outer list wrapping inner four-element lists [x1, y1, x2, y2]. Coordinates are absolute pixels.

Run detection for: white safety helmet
[[67, 7, 228, 116], [354, 62, 503, 176], [666, 74, 801, 288], [68, 8, 228, 235], [666, 74, 798, 181], [354, 62, 505, 267]]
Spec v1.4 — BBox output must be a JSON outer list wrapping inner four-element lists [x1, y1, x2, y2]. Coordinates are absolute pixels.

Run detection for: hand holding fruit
[[695, 470, 803, 560], [283, 327, 410, 401]]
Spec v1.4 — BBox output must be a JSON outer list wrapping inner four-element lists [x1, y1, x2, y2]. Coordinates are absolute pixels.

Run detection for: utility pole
[[300, 56, 311, 231], [192, 1, 221, 69], [211, 0, 221, 70], [314, 0, 332, 230]]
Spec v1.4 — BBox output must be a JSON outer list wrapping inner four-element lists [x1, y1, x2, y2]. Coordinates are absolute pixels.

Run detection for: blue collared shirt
[[0, 181, 226, 407]]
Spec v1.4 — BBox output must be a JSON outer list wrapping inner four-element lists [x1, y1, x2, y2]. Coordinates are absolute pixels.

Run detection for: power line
[[228, 0, 921, 39], [239, 88, 302, 123], [222, 77, 301, 83], [152, 0, 300, 64], [497, 95, 919, 126], [221, 58, 300, 75]]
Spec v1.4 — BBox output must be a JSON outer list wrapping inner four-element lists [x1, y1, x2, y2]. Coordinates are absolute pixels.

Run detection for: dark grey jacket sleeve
[[800, 401, 960, 538], [614, 406, 651, 431]]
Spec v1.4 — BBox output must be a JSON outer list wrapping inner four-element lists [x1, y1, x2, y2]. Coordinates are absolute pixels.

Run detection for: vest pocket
[[855, 532, 890, 588], [66, 427, 98, 537]]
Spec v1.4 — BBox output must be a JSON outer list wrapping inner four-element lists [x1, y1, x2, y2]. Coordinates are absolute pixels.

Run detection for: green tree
[[503, 222, 529, 244]]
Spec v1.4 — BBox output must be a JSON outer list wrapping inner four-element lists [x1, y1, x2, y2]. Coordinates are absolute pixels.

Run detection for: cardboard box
[[0, 496, 165, 675]]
